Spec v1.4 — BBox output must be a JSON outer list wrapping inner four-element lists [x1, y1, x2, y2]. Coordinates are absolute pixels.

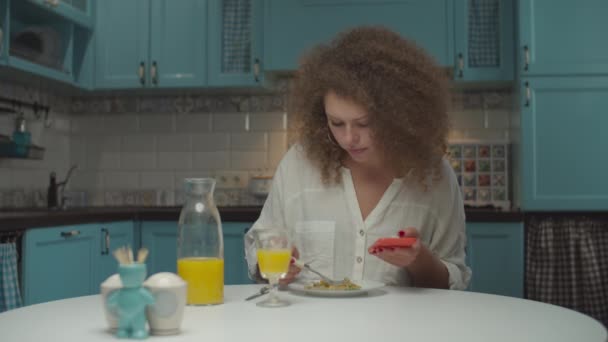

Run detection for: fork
[[290, 258, 343, 285]]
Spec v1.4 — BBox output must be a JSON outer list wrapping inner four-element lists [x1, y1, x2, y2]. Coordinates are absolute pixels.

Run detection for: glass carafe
[[177, 178, 224, 305]]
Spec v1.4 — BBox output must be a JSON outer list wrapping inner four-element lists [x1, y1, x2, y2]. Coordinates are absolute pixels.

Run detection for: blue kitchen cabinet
[[22, 224, 99, 306], [519, 77, 608, 210], [25, 0, 93, 29], [518, 0, 608, 76], [466, 222, 524, 298], [95, 0, 207, 89], [223, 222, 252, 285], [94, 0, 149, 88], [141, 221, 253, 285], [263, 0, 454, 71], [22, 222, 135, 306], [207, 0, 264, 87], [140, 221, 178, 275], [98, 221, 136, 285], [454, 0, 514, 81], [8, 0, 76, 84]]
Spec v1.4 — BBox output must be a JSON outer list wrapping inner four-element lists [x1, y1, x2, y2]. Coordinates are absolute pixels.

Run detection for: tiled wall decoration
[[0, 75, 515, 208], [448, 142, 510, 210]]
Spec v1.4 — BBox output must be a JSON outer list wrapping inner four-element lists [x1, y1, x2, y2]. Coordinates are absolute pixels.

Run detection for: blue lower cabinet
[[22, 222, 135, 306], [465, 222, 524, 298], [140, 221, 178, 275], [141, 221, 253, 285], [22, 224, 100, 305], [223, 222, 252, 285], [98, 221, 136, 284]]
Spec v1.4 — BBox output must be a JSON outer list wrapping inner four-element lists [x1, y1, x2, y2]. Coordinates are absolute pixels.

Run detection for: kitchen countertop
[[0, 206, 523, 232]]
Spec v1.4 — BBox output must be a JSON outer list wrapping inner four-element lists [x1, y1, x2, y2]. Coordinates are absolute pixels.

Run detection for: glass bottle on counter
[[177, 178, 224, 305]]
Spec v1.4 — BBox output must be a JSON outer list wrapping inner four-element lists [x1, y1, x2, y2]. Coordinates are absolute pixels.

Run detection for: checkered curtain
[[526, 216, 608, 327], [468, 0, 500, 67], [0, 242, 22, 312], [222, 0, 252, 73]]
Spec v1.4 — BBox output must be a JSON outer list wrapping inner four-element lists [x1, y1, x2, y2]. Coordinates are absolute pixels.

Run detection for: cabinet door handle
[[524, 81, 531, 107], [61, 230, 80, 238], [253, 58, 260, 82], [138, 62, 146, 85], [151, 61, 158, 85], [523, 45, 530, 71], [101, 228, 110, 255], [457, 53, 464, 78]]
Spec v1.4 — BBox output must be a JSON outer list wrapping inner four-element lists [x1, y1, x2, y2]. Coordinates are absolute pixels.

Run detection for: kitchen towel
[[468, 0, 500, 67], [222, 0, 252, 73], [0, 241, 22, 312], [526, 215, 608, 327]]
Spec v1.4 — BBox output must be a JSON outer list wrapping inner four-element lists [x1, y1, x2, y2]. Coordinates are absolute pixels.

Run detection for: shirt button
[[359, 230, 365, 236], [356, 256, 363, 263]]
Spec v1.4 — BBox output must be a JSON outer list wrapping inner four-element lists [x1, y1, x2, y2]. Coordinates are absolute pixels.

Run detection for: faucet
[[57, 164, 78, 210]]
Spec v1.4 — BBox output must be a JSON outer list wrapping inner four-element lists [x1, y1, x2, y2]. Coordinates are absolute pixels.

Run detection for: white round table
[[1, 285, 605, 342]]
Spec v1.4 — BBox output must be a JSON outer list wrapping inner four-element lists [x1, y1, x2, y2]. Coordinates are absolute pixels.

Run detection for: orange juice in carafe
[[177, 178, 224, 305], [178, 257, 223, 305]]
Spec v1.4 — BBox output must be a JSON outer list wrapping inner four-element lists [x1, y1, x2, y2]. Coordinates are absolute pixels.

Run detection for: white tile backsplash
[[157, 134, 191, 152], [139, 113, 174, 133], [104, 114, 138, 134], [120, 152, 156, 170], [87, 152, 121, 170], [0, 169, 12, 188], [249, 112, 287, 131], [212, 113, 247, 132], [230, 151, 267, 170], [157, 152, 192, 170], [71, 171, 104, 190], [71, 115, 105, 134], [0, 78, 514, 208], [192, 133, 230, 152], [11, 170, 49, 188], [87, 136, 121, 153], [122, 135, 155, 153], [175, 113, 211, 133], [140, 172, 175, 190], [230, 133, 267, 151], [192, 151, 230, 170], [268, 132, 288, 169], [103, 172, 139, 189]]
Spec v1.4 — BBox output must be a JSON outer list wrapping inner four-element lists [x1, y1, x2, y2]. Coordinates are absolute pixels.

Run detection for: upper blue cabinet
[[26, 0, 93, 29], [1, 0, 93, 86], [518, 0, 608, 76], [95, 0, 207, 89], [207, 0, 264, 87], [454, 0, 514, 81], [263, 0, 454, 71], [519, 77, 608, 210]]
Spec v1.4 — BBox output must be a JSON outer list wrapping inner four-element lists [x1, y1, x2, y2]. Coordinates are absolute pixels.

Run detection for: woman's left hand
[[370, 227, 421, 268]]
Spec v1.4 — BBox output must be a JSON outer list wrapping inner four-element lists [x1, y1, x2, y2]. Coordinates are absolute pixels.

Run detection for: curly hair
[[289, 26, 450, 187]]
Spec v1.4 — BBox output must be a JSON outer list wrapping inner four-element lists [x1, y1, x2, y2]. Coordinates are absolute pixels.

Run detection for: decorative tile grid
[[448, 142, 510, 210]]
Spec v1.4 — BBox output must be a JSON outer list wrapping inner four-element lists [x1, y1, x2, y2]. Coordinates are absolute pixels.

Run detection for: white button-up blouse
[[244, 145, 471, 290]]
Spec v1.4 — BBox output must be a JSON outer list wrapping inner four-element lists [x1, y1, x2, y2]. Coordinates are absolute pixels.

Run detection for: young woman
[[245, 26, 471, 290]]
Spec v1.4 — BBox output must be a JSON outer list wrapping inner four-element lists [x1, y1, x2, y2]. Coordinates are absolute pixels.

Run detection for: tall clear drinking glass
[[253, 228, 292, 308]]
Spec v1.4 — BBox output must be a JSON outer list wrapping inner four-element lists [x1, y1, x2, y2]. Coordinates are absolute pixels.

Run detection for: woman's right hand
[[279, 247, 301, 285]]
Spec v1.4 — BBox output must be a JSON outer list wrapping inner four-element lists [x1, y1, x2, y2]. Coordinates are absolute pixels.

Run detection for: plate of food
[[288, 278, 385, 297]]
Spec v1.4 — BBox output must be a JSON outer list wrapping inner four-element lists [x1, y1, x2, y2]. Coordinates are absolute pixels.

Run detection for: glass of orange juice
[[253, 228, 293, 308]]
